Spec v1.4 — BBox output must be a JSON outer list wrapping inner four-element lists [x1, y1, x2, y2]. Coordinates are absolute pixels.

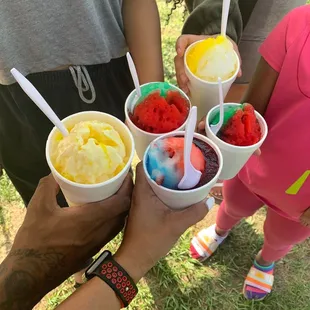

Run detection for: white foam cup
[[205, 103, 268, 180], [143, 131, 223, 210], [46, 111, 135, 206], [184, 40, 240, 121], [125, 82, 191, 160]]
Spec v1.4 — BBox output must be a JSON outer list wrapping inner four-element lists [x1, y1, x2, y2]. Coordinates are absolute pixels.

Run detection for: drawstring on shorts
[[69, 65, 96, 104]]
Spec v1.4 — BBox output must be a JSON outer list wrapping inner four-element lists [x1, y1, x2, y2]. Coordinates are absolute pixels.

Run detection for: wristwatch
[[85, 250, 138, 308]]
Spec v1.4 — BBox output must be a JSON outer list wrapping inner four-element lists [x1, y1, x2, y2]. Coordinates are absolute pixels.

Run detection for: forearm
[[122, 0, 164, 84], [0, 249, 65, 310], [0, 257, 38, 310], [242, 57, 279, 116], [57, 277, 121, 310], [57, 249, 152, 310]]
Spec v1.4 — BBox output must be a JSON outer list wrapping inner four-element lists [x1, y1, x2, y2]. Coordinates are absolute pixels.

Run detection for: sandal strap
[[195, 230, 220, 256], [245, 266, 274, 293]]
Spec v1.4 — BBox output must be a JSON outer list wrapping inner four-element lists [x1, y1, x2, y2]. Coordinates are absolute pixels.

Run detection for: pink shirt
[[239, 6, 310, 221]]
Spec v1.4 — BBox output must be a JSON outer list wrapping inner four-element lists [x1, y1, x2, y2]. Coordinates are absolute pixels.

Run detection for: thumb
[[176, 197, 214, 229]]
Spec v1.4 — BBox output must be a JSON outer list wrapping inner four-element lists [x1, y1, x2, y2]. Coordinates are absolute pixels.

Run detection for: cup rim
[[45, 111, 135, 189], [143, 131, 223, 194], [124, 81, 191, 137], [205, 103, 268, 151], [184, 39, 240, 85]]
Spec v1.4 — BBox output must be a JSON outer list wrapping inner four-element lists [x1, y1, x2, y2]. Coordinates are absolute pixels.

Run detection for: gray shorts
[[236, 0, 306, 84]]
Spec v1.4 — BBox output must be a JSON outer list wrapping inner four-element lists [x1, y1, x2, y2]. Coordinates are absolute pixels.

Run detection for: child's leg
[[244, 208, 310, 300], [190, 176, 263, 260], [261, 208, 310, 262], [216, 176, 264, 233]]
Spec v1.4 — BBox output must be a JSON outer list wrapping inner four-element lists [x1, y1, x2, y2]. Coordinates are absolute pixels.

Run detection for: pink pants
[[216, 176, 310, 262]]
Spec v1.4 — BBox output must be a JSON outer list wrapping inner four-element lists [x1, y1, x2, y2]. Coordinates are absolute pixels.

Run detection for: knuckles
[[38, 175, 52, 187]]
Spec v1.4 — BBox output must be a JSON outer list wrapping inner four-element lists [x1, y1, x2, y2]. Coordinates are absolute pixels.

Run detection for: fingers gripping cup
[[205, 103, 268, 180], [125, 82, 191, 159], [46, 111, 135, 206], [184, 36, 240, 121], [143, 131, 223, 210]]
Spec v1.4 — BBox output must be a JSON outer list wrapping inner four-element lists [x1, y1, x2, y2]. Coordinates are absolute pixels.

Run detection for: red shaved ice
[[130, 90, 189, 134], [219, 103, 261, 146]]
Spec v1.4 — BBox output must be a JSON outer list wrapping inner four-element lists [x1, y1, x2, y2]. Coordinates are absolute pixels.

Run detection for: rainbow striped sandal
[[243, 261, 275, 300], [190, 224, 228, 262]]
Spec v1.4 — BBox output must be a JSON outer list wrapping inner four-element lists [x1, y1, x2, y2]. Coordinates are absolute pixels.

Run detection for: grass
[[160, 1, 187, 85], [1, 1, 310, 309]]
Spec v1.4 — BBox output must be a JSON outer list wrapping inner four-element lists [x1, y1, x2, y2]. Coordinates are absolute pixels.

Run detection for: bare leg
[[255, 250, 274, 267], [215, 226, 229, 237]]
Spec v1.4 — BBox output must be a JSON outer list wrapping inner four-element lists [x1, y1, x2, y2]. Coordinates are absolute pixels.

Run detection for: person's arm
[[242, 57, 278, 116], [0, 255, 125, 310], [122, 0, 164, 84], [57, 163, 210, 310], [243, 7, 297, 115], [56, 254, 150, 310], [0, 251, 63, 310], [0, 174, 133, 310], [57, 277, 121, 310]]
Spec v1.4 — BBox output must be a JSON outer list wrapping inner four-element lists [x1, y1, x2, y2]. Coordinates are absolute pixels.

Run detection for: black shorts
[[0, 56, 133, 206]]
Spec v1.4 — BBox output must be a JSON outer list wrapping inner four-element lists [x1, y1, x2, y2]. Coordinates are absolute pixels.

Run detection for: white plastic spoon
[[126, 52, 141, 114], [11, 68, 69, 137], [178, 106, 202, 190], [210, 77, 224, 135], [209, 0, 231, 134], [221, 0, 231, 37]]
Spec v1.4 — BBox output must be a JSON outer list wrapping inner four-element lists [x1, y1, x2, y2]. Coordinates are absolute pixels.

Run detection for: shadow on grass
[[144, 220, 266, 310]]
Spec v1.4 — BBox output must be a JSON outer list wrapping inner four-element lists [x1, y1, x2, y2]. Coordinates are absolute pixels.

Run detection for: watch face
[[85, 251, 111, 276]]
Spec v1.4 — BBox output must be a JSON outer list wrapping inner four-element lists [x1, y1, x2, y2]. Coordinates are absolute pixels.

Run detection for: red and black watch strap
[[88, 251, 138, 307]]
